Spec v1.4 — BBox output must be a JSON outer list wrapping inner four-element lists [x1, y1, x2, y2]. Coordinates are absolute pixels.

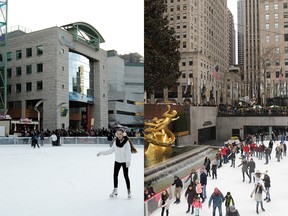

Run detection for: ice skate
[[128, 189, 132, 199], [109, 188, 118, 198]]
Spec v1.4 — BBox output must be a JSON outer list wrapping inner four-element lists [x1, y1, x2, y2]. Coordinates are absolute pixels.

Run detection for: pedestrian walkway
[[151, 140, 287, 216]]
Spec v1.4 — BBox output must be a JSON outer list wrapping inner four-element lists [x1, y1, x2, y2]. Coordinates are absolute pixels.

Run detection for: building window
[[276, 34, 280, 42], [16, 84, 21, 93], [37, 45, 43, 55], [284, 2, 288, 9], [16, 50, 22, 60], [266, 72, 271, 78], [276, 71, 280, 78], [285, 34, 288, 41], [26, 82, 32, 92], [266, 35, 270, 43], [182, 61, 186, 66], [26, 48, 32, 57], [183, 41, 186, 48], [275, 47, 280, 53], [275, 23, 279, 29], [7, 85, 11, 94], [285, 71, 288, 78], [37, 63, 43, 73], [285, 47, 288, 53], [7, 52, 12, 61], [285, 59, 288, 66], [265, 4, 269, 10], [285, 22, 288, 28], [285, 12, 288, 18], [0, 54, 2, 61], [265, 23, 270, 30], [265, 14, 269, 20], [16, 67, 22, 76], [7, 68, 11, 78], [37, 81, 43, 90], [182, 72, 186, 78], [189, 60, 193, 66], [26, 65, 32, 74], [274, 3, 278, 10], [275, 13, 279, 19]]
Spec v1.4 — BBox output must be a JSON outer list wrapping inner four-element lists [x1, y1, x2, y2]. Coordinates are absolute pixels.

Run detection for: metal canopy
[[61, 22, 105, 51]]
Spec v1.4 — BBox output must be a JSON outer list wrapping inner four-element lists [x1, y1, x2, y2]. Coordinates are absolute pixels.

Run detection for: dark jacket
[[226, 210, 240, 216], [200, 172, 207, 186], [172, 177, 183, 188], [224, 195, 235, 208], [247, 160, 256, 173], [262, 174, 271, 188], [185, 187, 197, 204]]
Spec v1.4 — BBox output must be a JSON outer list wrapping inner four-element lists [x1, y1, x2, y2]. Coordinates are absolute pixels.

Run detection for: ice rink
[[150, 140, 288, 216], [0, 144, 144, 216]]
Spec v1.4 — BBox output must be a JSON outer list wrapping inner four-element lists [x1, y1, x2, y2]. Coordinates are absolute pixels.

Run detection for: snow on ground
[[150, 140, 288, 216], [0, 144, 144, 216]]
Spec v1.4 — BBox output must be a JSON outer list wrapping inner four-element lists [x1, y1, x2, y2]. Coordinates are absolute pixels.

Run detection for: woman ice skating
[[185, 184, 197, 214], [250, 182, 266, 214], [97, 128, 137, 198], [158, 190, 170, 216]]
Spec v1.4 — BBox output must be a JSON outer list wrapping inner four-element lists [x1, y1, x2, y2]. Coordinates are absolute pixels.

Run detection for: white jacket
[[99, 139, 131, 163]]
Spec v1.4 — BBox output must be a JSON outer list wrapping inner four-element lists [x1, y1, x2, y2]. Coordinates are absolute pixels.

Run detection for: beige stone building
[[240, 0, 288, 104], [151, 0, 238, 105]]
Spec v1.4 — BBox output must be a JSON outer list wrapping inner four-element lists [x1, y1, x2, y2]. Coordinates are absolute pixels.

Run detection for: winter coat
[[208, 192, 225, 207], [192, 200, 202, 209], [185, 173, 198, 186], [195, 183, 203, 194], [262, 174, 271, 188], [158, 197, 170, 210], [172, 177, 183, 188], [250, 184, 266, 202], [211, 164, 217, 172], [247, 161, 256, 173], [200, 172, 207, 186], [224, 195, 235, 208], [185, 187, 197, 204], [238, 160, 248, 172]]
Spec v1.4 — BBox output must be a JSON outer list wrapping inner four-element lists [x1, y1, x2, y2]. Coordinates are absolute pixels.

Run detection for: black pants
[[161, 208, 169, 216], [113, 161, 130, 190]]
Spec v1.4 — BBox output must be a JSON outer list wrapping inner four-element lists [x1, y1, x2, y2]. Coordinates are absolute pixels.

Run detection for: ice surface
[[150, 140, 288, 216], [0, 144, 144, 216]]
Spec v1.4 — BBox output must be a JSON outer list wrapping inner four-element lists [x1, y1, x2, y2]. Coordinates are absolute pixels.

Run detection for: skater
[[247, 158, 255, 183], [211, 161, 217, 179], [195, 179, 205, 203], [275, 144, 281, 162], [31, 131, 40, 148], [262, 171, 271, 202], [185, 169, 198, 187], [223, 192, 235, 213], [238, 158, 250, 182], [226, 205, 240, 216], [97, 128, 137, 198], [250, 182, 266, 214], [200, 169, 208, 199], [208, 187, 225, 216], [50, 132, 57, 146], [158, 190, 170, 216], [192, 195, 202, 216], [264, 146, 270, 164], [172, 175, 183, 204], [185, 184, 197, 214], [204, 157, 211, 177]]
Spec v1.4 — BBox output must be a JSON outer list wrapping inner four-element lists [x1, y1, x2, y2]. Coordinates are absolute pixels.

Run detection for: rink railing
[[0, 136, 144, 145]]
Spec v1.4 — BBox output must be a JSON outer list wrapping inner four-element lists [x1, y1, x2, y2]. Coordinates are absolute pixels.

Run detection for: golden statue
[[144, 104, 179, 166]]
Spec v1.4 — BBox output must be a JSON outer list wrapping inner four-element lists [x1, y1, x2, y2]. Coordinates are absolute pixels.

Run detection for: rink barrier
[[144, 147, 217, 216], [0, 136, 144, 145]]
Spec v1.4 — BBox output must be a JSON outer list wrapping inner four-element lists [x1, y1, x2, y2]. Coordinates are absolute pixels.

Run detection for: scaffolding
[[0, 0, 7, 114]]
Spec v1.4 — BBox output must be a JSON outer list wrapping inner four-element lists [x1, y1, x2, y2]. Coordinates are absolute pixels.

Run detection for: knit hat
[[229, 205, 236, 212], [214, 187, 220, 195]]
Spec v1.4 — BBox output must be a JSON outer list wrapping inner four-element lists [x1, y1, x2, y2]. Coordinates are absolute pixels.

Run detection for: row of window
[[0, 45, 43, 62], [7, 81, 43, 94], [265, 22, 288, 30], [7, 63, 43, 77], [265, 12, 288, 20], [265, 2, 288, 10]]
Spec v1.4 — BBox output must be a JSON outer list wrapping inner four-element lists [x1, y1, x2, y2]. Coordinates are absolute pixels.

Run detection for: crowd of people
[[146, 132, 286, 216]]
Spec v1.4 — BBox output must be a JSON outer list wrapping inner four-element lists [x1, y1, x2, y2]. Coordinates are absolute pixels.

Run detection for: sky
[[6, 0, 144, 56], [0, 144, 144, 216], [149, 140, 287, 216]]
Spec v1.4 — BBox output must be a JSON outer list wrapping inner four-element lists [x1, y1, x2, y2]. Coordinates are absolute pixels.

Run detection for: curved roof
[[61, 21, 105, 43]]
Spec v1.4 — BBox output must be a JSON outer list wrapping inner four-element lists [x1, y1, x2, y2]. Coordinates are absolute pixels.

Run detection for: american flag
[[211, 65, 220, 80]]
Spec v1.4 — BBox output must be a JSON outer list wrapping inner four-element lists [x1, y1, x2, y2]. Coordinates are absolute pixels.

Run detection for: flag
[[183, 76, 190, 94], [211, 65, 220, 80], [278, 68, 283, 83]]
